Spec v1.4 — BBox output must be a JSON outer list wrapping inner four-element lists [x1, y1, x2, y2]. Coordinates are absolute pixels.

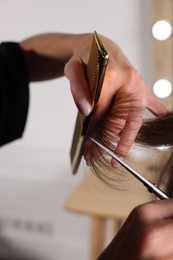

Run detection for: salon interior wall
[[0, 0, 152, 259]]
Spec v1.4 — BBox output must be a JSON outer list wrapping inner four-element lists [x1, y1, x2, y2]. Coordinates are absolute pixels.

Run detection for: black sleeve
[[0, 42, 29, 146]]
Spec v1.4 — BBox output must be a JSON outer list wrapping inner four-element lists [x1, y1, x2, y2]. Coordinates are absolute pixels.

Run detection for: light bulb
[[152, 20, 172, 40], [153, 79, 172, 98]]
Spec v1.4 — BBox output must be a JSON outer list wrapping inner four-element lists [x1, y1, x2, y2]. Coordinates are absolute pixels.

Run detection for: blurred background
[[0, 0, 172, 259]]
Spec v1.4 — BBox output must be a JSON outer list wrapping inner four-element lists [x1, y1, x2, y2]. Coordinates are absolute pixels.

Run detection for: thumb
[[64, 56, 92, 116]]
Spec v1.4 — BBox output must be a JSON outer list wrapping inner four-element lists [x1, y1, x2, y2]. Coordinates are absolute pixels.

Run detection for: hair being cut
[[87, 92, 173, 196]]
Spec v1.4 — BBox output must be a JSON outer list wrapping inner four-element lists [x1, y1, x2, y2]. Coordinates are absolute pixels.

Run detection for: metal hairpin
[[90, 137, 169, 200]]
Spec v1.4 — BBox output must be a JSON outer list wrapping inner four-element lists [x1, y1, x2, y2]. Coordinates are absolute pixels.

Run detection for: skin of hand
[[64, 33, 167, 161], [98, 199, 173, 260], [65, 33, 168, 162], [20, 32, 168, 161]]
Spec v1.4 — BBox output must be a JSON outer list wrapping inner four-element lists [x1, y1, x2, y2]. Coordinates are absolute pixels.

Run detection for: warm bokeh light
[[153, 79, 172, 98], [152, 20, 172, 40]]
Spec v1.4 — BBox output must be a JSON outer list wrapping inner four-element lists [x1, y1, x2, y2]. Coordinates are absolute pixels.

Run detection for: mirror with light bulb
[[151, 0, 173, 109]]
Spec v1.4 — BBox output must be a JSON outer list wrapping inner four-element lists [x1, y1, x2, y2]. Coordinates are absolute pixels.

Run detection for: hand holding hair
[[20, 32, 169, 188], [21, 32, 167, 161], [64, 34, 167, 162]]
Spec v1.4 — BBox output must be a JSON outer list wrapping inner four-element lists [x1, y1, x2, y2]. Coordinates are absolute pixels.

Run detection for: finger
[[112, 110, 142, 159], [132, 199, 173, 225], [64, 56, 92, 116], [143, 87, 168, 116]]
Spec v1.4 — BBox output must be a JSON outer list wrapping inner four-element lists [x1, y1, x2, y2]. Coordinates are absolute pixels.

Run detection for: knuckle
[[64, 62, 69, 76], [126, 68, 141, 83], [131, 69, 142, 83], [64, 58, 73, 76], [131, 203, 153, 224]]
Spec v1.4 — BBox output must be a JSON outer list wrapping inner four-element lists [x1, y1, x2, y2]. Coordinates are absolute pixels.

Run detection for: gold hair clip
[[70, 31, 109, 174]]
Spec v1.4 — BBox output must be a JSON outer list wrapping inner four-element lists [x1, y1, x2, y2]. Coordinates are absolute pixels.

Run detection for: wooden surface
[[64, 159, 159, 260], [64, 160, 157, 219]]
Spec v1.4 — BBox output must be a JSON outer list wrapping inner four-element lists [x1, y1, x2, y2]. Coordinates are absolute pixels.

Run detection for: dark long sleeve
[[0, 42, 29, 146]]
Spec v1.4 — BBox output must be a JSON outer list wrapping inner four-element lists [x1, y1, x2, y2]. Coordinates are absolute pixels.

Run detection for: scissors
[[90, 137, 169, 200]]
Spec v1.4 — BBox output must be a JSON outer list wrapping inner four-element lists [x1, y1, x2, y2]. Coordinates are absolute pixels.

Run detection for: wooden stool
[[64, 160, 157, 260]]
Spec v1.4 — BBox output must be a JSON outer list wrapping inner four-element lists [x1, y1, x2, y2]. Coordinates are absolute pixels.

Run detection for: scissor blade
[[90, 137, 169, 200]]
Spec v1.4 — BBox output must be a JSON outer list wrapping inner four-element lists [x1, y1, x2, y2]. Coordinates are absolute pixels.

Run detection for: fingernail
[[113, 161, 121, 168], [78, 100, 92, 116], [112, 159, 121, 168], [86, 159, 91, 166]]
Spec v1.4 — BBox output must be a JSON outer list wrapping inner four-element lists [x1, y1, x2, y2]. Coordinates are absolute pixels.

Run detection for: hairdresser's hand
[[98, 199, 173, 260], [65, 33, 167, 158]]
